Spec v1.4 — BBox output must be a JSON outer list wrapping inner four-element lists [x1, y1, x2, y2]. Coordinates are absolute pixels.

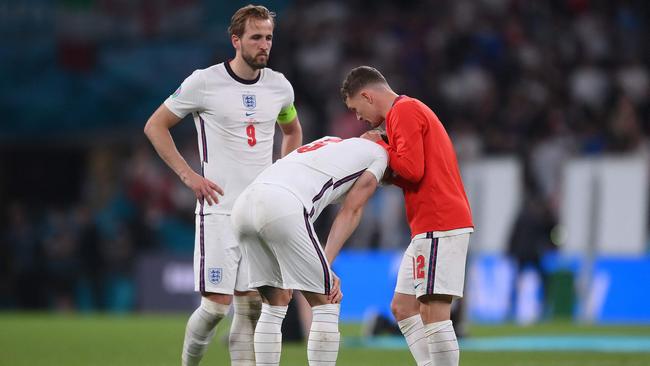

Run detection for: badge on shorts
[[208, 268, 222, 285], [242, 94, 256, 110]]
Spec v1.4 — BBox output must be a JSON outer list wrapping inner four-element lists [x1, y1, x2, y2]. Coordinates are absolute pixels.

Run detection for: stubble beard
[[242, 51, 268, 70]]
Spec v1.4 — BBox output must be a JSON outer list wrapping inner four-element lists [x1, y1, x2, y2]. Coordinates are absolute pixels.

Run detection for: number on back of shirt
[[297, 137, 342, 153]]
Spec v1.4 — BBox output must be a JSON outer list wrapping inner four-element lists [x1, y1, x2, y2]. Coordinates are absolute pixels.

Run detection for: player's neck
[[380, 90, 400, 117], [229, 57, 261, 81]]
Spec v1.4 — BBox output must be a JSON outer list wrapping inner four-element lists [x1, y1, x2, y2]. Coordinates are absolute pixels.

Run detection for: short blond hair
[[228, 4, 276, 38]]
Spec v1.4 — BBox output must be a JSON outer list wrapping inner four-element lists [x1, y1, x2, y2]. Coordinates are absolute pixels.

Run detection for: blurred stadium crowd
[[1, 0, 648, 312]]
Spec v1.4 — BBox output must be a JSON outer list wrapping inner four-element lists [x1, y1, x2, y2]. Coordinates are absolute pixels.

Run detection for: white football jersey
[[253, 137, 388, 221], [164, 62, 294, 214]]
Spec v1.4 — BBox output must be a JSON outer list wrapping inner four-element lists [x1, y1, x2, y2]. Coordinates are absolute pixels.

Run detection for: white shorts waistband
[[412, 227, 474, 240]]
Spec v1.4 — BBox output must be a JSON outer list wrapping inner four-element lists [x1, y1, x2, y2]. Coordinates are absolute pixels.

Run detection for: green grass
[[1, 313, 649, 365]]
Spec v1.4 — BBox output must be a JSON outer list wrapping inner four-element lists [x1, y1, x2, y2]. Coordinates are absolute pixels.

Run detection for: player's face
[[345, 93, 383, 128], [237, 18, 274, 70]]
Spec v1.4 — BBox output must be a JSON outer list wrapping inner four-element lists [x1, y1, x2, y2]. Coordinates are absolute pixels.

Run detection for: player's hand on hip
[[328, 272, 343, 304], [360, 130, 382, 142], [182, 171, 224, 206]]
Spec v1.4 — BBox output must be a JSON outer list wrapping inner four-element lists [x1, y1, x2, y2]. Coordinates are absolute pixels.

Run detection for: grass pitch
[[1, 313, 649, 365]]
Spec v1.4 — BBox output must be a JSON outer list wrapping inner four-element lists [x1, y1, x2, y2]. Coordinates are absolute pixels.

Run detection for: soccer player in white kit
[[143, 5, 303, 366], [231, 136, 388, 366]]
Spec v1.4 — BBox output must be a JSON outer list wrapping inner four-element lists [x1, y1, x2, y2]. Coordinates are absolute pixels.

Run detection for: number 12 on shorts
[[413, 255, 425, 279]]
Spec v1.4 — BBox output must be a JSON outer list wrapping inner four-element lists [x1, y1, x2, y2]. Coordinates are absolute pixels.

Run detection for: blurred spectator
[[616, 57, 650, 105], [508, 197, 556, 273], [507, 196, 556, 322], [607, 95, 645, 153], [42, 208, 81, 311], [4, 203, 44, 309], [570, 58, 610, 112], [530, 108, 575, 211]]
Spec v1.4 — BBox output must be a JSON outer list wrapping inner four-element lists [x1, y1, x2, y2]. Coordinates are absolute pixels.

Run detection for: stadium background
[[1, 0, 649, 365]]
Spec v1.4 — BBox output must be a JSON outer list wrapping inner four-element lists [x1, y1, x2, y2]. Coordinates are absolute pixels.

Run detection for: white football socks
[[424, 320, 459, 366], [398, 314, 432, 366], [253, 303, 287, 366], [229, 295, 262, 365], [181, 297, 230, 366], [307, 304, 341, 365]]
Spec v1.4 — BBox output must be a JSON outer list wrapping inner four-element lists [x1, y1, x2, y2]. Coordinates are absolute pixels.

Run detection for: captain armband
[[277, 103, 298, 124]]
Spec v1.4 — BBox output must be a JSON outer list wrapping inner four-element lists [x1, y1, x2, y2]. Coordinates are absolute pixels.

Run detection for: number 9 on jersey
[[246, 124, 256, 147]]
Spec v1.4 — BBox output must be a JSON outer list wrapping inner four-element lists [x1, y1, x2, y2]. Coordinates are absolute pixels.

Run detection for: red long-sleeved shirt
[[377, 96, 473, 236]]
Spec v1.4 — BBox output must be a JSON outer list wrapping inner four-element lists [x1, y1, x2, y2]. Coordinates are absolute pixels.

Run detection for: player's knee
[[202, 292, 233, 306], [390, 300, 400, 319], [391, 298, 415, 321], [258, 286, 292, 306], [418, 295, 453, 322], [273, 290, 292, 306], [234, 290, 260, 298]]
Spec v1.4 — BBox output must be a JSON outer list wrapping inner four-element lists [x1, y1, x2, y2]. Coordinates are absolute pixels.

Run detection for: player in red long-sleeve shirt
[[341, 66, 473, 366]]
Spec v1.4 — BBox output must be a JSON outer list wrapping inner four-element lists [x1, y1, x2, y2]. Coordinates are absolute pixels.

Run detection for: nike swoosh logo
[[414, 283, 422, 289], [245, 112, 255, 116]]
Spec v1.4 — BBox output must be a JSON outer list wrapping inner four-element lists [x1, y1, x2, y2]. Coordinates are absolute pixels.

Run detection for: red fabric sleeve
[[390, 174, 416, 189], [376, 140, 410, 189], [383, 104, 425, 183]]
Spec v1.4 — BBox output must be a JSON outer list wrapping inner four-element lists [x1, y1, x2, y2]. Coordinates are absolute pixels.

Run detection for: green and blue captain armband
[[277, 103, 297, 124]]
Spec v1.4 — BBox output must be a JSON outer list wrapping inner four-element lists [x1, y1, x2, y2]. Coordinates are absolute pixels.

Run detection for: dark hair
[[228, 4, 275, 38], [340, 66, 388, 100]]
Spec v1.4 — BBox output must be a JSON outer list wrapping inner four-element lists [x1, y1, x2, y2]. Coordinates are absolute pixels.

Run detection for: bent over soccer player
[[143, 5, 302, 365], [231, 136, 388, 366], [341, 66, 474, 366]]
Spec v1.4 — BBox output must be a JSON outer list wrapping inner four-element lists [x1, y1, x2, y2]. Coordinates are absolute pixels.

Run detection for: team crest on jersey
[[208, 268, 222, 285], [242, 94, 256, 110]]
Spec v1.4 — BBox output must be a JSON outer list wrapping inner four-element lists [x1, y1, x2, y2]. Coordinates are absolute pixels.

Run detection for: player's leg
[[301, 292, 341, 366], [254, 286, 292, 366], [183, 216, 237, 365], [415, 234, 470, 366], [249, 188, 340, 366], [182, 293, 232, 366], [419, 295, 457, 366], [229, 290, 261, 366], [268, 211, 339, 366], [183, 213, 239, 366], [392, 243, 432, 366], [232, 185, 293, 366], [229, 239, 262, 366]]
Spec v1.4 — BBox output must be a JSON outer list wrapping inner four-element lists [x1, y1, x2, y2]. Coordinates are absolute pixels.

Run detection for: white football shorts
[[194, 213, 252, 294], [231, 183, 333, 295], [395, 231, 471, 299]]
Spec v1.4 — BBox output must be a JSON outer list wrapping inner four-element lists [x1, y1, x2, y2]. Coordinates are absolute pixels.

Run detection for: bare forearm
[[324, 208, 363, 264], [144, 124, 193, 180], [281, 126, 302, 157]]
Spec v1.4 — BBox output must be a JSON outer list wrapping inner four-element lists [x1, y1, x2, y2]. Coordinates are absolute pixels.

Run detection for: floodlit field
[[1, 313, 649, 366]]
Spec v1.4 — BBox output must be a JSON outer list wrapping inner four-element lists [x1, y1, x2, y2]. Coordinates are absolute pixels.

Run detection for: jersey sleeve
[[280, 75, 295, 109], [380, 102, 425, 183], [276, 75, 297, 124], [390, 173, 417, 190], [164, 70, 205, 118], [366, 147, 389, 183]]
